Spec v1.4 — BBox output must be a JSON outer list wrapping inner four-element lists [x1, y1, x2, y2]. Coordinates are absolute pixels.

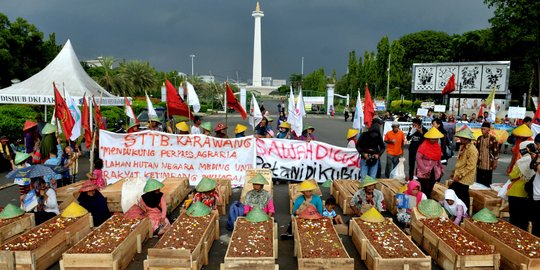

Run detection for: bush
[[101, 106, 126, 131], [0, 105, 39, 140], [390, 100, 422, 113]]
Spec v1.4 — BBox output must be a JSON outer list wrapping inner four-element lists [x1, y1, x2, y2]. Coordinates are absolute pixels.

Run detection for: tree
[[118, 60, 159, 96], [389, 40, 410, 99], [399, 30, 453, 68], [92, 57, 130, 96], [376, 36, 390, 98], [289, 73, 302, 90], [302, 68, 326, 93]]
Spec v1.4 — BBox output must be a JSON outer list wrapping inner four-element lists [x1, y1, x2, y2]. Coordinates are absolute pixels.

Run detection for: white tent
[[0, 39, 124, 106]]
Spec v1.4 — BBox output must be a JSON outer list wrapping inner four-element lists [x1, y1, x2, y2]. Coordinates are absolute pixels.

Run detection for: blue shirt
[[43, 145, 63, 166], [323, 208, 336, 218], [292, 194, 323, 216]]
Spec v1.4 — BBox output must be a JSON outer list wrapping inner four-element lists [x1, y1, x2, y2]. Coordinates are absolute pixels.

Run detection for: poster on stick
[[256, 139, 361, 182], [507, 107, 526, 119], [99, 130, 255, 187]]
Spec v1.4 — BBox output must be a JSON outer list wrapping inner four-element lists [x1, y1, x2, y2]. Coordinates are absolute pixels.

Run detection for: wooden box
[[215, 178, 232, 216], [60, 215, 152, 270], [145, 212, 219, 270], [0, 214, 35, 245], [56, 181, 85, 211], [376, 179, 406, 216], [221, 217, 277, 270], [410, 208, 448, 249], [289, 180, 322, 214], [0, 214, 93, 270], [350, 217, 431, 270], [101, 177, 190, 213], [421, 220, 500, 270], [293, 218, 354, 270], [240, 169, 273, 204], [431, 182, 447, 203], [330, 180, 359, 215], [468, 189, 508, 218], [462, 219, 540, 270]]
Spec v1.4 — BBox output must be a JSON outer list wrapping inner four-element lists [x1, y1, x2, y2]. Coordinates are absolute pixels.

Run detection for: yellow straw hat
[[347, 128, 359, 140], [175, 122, 190, 132], [360, 207, 385, 223], [279, 122, 291, 129], [512, 124, 533, 138], [234, 124, 248, 134], [61, 202, 89, 218], [297, 180, 317, 192], [424, 127, 444, 139]]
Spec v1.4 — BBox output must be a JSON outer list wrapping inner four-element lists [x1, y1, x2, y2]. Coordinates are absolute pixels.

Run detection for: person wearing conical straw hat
[[276, 121, 292, 139], [39, 123, 57, 160], [0, 135, 15, 172], [127, 122, 140, 133], [13, 151, 32, 197], [175, 122, 190, 135], [139, 178, 170, 235], [77, 180, 110, 226], [449, 126, 478, 211], [32, 179, 60, 225], [507, 124, 533, 175], [298, 124, 316, 142], [350, 176, 385, 216], [281, 180, 323, 239], [346, 128, 359, 148], [243, 174, 274, 216], [147, 116, 163, 131], [214, 123, 229, 138], [440, 189, 468, 225], [22, 120, 38, 156], [234, 124, 247, 138], [415, 127, 445, 199], [193, 177, 221, 210], [201, 122, 212, 136]]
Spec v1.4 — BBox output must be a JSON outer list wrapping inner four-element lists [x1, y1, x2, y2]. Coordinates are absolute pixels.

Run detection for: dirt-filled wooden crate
[[60, 214, 151, 270], [330, 180, 359, 215], [468, 189, 508, 218], [350, 217, 431, 270], [462, 218, 540, 270], [101, 177, 190, 213], [144, 212, 218, 270], [376, 179, 406, 216], [0, 213, 93, 270], [0, 213, 35, 245], [56, 181, 86, 211], [431, 183, 447, 203], [293, 218, 354, 270], [289, 180, 322, 214], [420, 218, 500, 270], [221, 217, 277, 270], [410, 208, 448, 245], [240, 169, 273, 204]]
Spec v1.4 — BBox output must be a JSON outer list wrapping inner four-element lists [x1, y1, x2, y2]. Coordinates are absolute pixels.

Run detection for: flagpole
[[225, 83, 228, 129], [457, 83, 463, 117]]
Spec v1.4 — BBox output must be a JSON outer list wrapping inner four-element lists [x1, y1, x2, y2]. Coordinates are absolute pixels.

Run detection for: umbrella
[[6, 165, 58, 180], [43, 164, 69, 175]]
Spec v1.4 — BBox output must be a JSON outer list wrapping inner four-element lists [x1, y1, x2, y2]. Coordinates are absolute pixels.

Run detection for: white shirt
[[534, 173, 540, 201], [347, 140, 356, 149], [36, 189, 60, 215], [191, 126, 201, 134]]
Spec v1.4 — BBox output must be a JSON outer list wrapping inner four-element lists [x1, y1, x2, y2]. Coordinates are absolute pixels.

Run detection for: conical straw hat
[[279, 122, 291, 129], [455, 127, 476, 140], [417, 199, 443, 218], [248, 173, 269, 185], [196, 177, 217, 192], [186, 201, 211, 217], [61, 202, 89, 218], [246, 207, 270, 223], [359, 207, 385, 223], [22, 120, 37, 132], [234, 124, 248, 134], [424, 127, 444, 139], [143, 178, 164, 193], [0, 204, 25, 220], [472, 208, 498, 223], [14, 152, 30, 165], [302, 124, 314, 132], [79, 180, 98, 192], [512, 124, 533, 138], [41, 123, 57, 135], [361, 176, 378, 188], [175, 122, 190, 132], [347, 128, 359, 139], [321, 179, 332, 188], [298, 180, 317, 192], [201, 122, 212, 131]]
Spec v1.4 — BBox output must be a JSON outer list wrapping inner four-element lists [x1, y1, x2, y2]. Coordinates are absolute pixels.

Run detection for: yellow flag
[[485, 86, 496, 106]]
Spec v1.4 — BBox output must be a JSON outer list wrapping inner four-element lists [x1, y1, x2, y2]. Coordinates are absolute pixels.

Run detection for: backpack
[[226, 201, 244, 231]]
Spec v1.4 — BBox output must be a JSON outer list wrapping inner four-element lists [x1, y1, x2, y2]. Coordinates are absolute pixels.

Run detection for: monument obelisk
[[251, 2, 263, 87]]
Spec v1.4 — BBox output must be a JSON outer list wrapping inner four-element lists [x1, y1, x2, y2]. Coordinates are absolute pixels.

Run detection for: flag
[[485, 86, 496, 106], [186, 81, 201, 113], [478, 105, 484, 119], [81, 95, 92, 148], [352, 90, 364, 129], [249, 93, 263, 129], [92, 96, 105, 130], [53, 83, 75, 139], [363, 84, 375, 128], [291, 88, 306, 135], [145, 92, 158, 121], [286, 86, 298, 133], [489, 99, 496, 123], [297, 87, 306, 118], [165, 80, 192, 118], [64, 90, 81, 140], [442, 74, 456, 95], [124, 97, 139, 124], [225, 82, 247, 119]]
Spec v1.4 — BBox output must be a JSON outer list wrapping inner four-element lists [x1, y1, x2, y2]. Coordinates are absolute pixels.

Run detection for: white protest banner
[[434, 105, 446, 112], [99, 130, 255, 187], [507, 107, 526, 119], [416, 108, 428, 117], [255, 139, 361, 182]]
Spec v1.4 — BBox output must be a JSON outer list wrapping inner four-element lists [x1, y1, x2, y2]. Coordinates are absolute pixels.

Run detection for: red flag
[[363, 84, 375, 128], [53, 83, 75, 139], [442, 74, 456, 95], [165, 80, 192, 119], [81, 94, 92, 148], [225, 82, 247, 119], [124, 97, 139, 124], [92, 96, 105, 130], [478, 105, 484, 119]]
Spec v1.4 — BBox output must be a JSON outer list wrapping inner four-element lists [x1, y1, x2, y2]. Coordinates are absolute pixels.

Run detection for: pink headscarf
[[405, 180, 424, 205]]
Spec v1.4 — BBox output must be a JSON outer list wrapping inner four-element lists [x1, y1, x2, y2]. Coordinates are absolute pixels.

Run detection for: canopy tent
[[0, 39, 124, 106]]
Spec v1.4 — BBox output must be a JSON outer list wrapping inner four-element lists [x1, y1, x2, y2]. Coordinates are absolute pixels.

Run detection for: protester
[[423, 109, 434, 122], [23, 120, 39, 156], [475, 122, 499, 187], [323, 197, 344, 224], [396, 180, 426, 225], [298, 125, 316, 142], [10, 138, 25, 153], [77, 180, 111, 226], [140, 179, 170, 235], [33, 179, 60, 225], [266, 117, 275, 137], [62, 144, 80, 185], [0, 136, 15, 172], [470, 113, 477, 123], [282, 180, 323, 239], [407, 118, 427, 179], [40, 124, 57, 161], [191, 116, 202, 134], [507, 141, 535, 231], [193, 177, 220, 210], [477, 115, 484, 123], [523, 116, 533, 128], [346, 129, 359, 148], [43, 138, 62, 166], [277, 111, 287, 129], [432, 118, 451, 163], [528, 148, 540, 237], [276, 122, 293, 139], [415, 127, 444, 199], [460, 114, 468, 122], [201, 122, 212, 136], [449, 127, 478, 210], [356, 121, 385, 180], [30, 141, 41, 165], [350, 176, 385, 215], [384, 121, 405, 178], [234, 124, 247, 138], [243, 174, 274, 216], [13, 152, 32, 199], [483, 111, 490, 123], [507, 124, 533, 175], [329, 105, 335, 118], [86, 159, 106, 190], [214, 123, 229, 138], [255, 117, 272, 138], [344, 106, 350, 122], [147, 118, 162, 131], [383, 111, 393, 121], [176, 122, 190, 135], [440, 189, 468, 225], [35, 114, 46, 137], [127, 123, 140, 133]]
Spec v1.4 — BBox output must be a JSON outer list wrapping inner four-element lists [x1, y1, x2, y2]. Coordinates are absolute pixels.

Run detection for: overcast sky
[[4, 0, 493, 82]]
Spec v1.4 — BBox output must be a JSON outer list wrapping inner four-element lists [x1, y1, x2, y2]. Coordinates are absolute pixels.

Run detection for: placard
[[434, 105, 446, 112], [507, 107, 526, 119], [416, 108, 428, 117]]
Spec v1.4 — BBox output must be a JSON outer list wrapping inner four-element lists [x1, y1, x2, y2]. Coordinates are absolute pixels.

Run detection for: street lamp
[[189, 54, 196, 77]]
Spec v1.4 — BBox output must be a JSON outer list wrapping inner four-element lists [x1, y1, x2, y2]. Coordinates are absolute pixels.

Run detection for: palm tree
[[119, 61, 158, 96], [93, 56, 130, 96]]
